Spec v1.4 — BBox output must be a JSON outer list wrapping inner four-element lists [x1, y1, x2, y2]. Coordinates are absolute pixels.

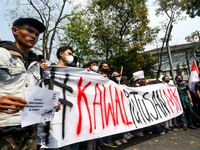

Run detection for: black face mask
[[102, 68, 109, 73], [165, 80, 169, 83], [178, 79, 183, 83]]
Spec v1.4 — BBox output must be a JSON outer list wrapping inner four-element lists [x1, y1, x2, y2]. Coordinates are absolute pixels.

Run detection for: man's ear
[[59, 51, 64, 59], [12, 26, 18, 37]]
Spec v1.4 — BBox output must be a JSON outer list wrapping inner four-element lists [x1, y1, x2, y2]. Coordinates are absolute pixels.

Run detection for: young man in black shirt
[[99, 62, 109, 78], [175, 75, 197, 130]]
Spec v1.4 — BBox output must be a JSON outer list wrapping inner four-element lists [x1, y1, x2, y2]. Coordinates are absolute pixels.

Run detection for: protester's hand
[[40, 63, 48, 71], [0, 95, 27, 114], [55, 101, 61, 112], [190, 101, 193, 107]]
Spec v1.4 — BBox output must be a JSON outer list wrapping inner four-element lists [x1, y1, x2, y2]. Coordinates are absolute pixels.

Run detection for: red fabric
[[120, 67, 123, 78], [191, 60, 196, 72]]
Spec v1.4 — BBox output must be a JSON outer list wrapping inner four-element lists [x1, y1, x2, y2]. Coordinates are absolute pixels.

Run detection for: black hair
[[175, 75, 183, 80], [162, 76, 169, 81], [87, 60, 98, 67], [110, 76, 118, 84], [99, 62, 108, 69], [120, 76, 128, 85], [83, 64, 88, 68], [56, 46, 73, 59], [139, 79, 147, 86]]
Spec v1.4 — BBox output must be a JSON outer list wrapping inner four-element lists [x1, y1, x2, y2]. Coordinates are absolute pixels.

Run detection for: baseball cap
[[34, 52, 44, 60], [13, 18, 46, 33]]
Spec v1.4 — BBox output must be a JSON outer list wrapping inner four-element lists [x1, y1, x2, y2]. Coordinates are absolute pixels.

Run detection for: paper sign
[[21, 86, 60, 128], [45, 60, 52, 67], [133, 70, 144, 80]]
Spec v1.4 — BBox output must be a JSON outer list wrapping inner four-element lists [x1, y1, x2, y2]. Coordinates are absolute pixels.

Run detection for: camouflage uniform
[[0, 125, 37, 150]]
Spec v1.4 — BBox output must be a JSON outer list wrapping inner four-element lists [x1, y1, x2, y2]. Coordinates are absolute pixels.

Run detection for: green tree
[[60, 6, 94, 67], [110, 47, 157, 79], [87, 0, 159, 76], [142, 53, 158, 79], [185, 30, 200, 42], [181, 0, 200, 18]]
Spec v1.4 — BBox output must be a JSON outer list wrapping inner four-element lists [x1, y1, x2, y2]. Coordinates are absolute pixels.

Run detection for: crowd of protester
[[38, 59, 200, 150], [0, 17, 200, 150], [75, 72, 200, 150]]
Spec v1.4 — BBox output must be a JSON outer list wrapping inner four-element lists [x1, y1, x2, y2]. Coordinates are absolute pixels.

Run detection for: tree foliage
[[86, 0, 159, 78], [181, 0, 200, 18], [154, 0, 186, 22], [60, 5, 94, 67], [110, 47, 157, 79], [185, 30, 200, 42]]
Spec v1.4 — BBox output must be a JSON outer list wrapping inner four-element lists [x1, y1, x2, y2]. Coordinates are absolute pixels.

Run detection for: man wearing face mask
[[162, 76, 177, 133], [99, 62, 109, 77], [37, 46, 77, 150], [97, 62, 118, 149], [87, 60, 98, 72], [57, 46, 80, 150], [175, 75, 197, 130], [162, 76, 170, 84], [110, 72, 121, 84], [57, 46, 74, 66]]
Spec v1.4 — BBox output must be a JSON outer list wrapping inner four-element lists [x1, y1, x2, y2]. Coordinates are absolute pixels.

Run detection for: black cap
[[34, 52, 44, 60], [13, 18, 46, 33], [38, 55, 44, 60]]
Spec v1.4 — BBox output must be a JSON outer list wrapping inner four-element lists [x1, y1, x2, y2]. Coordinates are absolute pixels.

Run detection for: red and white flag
[[188, 60, 199, 96], [120, 66, 123, 77], [118, 66, 123, 84]]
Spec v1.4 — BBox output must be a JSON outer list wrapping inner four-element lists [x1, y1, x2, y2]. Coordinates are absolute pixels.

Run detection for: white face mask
[[91, 66, 98, 72], [63, 55, 74, 64], [116, 77, 120, 81]]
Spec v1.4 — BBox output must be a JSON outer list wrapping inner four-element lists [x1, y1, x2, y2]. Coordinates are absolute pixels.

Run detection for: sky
[[145, 1, 200, 51], [0, 0, 199, 58]]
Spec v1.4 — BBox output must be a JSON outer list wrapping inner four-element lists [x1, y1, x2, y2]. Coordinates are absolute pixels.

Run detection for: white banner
[[40, 66, 183, 148]]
